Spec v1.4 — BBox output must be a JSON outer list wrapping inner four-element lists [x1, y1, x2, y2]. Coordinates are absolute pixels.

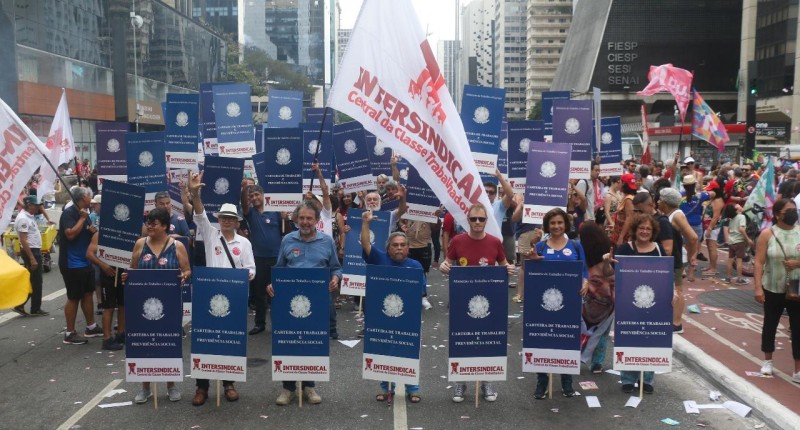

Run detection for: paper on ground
[[338, 340, 361, 348], [723, 401, 751, 417], [684, 400, 700, 414], [585, 396, 601, 408], [104, 389, 127, 397], [604, 369, 621, 375], [98, 401, 133, 408], [579, 381, 598, 390], [625, 396, 641, 408]]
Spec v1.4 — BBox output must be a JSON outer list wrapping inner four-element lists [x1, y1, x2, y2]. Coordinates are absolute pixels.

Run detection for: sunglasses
[[469, 217, 487, 223], [486, 190, 496, 195]]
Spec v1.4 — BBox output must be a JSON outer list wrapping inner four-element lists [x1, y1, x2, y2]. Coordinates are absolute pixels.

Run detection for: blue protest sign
[[552, 99, 593, 179], [190, 266, 249, 381], [366, 131, 391, 181], [271, 267, 331, 381], [541, 90, 571, 136], [165, 93, 200, 170], [200, 82, 221, 155], [523, 141, 571, 224], [170, 236, 192, 324], [363, 264, 423, 385], [255, 125, 264, 153], [125, 269, 183, 382], [95, 122, 128, 184], [498, 119, 508, 176], [460, 85, 506, 174], [267, 89, 303, 128], [302, 122, 333, 194], [594, 117, 624, 176], [522, 260, 582, 375], [333, 121, 375, 193], [404, 165, 439, 222], [97, 180, 145, 268], [213, 83, 255, 158], [448, 266, 508, 382], [259, 127, 304, 211], [341, 208, 392, 296], [305, 107, 325, 124], [201, 156, 244, 224], [507, 120, 544, 194], [614, 256, 674, 373], [126, 131, 167, 211]]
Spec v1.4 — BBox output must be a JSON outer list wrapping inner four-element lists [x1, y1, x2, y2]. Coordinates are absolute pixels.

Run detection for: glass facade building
[[0, 0, 227, 163]]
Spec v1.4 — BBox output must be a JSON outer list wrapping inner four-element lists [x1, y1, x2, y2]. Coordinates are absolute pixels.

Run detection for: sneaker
[[452, 383, 466, 403], [563, 390, 577, 398], [102, 338, 123, 351], [12, 305, 29, 316], [29, 309, 49, 316], [480, 382, 497, 402], [673, 324, 684, 334], [303, 387, 321, 404], [792, 371, 800, 383], [736, 278, 751, 285], [621, 384, 635, 393], [760, 360, 774, 376], [276, 389, 295, 406], [643, 383, 654, 394], [357, 329, 365, 338], [168, 386, 182, 401], [84, 325, 103, 338], [534, 380, 548, 399], [422, 297, 433, 310], [590, 363, 603, 374], [115, 332, 126, 344], [134, 389, 152, 404], [63, 332, 88, 345], [697, 253, 708, 261]]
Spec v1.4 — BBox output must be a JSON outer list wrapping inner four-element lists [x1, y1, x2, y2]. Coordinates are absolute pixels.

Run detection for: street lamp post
[[130, 1, 143, 132]]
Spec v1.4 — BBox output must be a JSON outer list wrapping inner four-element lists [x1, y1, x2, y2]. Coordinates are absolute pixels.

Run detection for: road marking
[[57, 378, 123, 430], [43, 288, 66, 301], [685, 316, 800, 388], [0, 289, 66, 326], [393, 384, 407, 430]]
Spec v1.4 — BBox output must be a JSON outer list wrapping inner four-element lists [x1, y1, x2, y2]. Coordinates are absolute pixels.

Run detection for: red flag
[[640, 143, 652, 166], [637, 64, 693, 123]]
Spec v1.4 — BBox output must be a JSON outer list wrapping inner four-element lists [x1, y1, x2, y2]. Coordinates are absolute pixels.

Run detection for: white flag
[[328, 0, 501, 239], [38, 90, 75, 200], [0, 98, 48, 233]]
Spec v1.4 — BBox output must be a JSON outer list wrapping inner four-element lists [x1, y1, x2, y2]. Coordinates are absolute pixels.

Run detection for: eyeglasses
[[469, 217, 487, 223], [637, 226, 653, 231], [486, 190, 496, 195]]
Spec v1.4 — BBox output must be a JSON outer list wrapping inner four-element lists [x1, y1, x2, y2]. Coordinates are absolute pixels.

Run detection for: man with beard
[[268, 201, 341, 406]]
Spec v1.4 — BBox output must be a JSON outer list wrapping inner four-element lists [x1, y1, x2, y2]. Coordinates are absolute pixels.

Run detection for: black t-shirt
[[616, 242, 666, 257]]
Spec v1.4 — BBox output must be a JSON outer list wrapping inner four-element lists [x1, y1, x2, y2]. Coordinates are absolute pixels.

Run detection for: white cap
[[683, 156, 696, 164]]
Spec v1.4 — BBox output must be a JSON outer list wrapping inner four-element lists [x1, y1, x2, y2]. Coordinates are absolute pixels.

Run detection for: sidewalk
[[674, 249, 800, 430]]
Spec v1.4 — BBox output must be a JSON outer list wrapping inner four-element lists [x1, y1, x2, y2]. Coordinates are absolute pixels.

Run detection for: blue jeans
[[537, 373, 573, 391], [283, 381, 315, 391], [621, 371, 654, 385], [380, 381, 419, 394], [330, 291, 338, 336], [591, 326, 611, 367]]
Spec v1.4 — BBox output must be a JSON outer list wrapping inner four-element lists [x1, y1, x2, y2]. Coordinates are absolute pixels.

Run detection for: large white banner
[[328, 0, 501, 239], [0, 98, 48, 233]]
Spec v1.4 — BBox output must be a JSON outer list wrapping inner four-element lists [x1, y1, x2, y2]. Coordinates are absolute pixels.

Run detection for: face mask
[[783, 210, 799, 225]]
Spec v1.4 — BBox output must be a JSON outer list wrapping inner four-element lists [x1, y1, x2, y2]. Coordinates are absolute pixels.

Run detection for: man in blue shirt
[[241, 183, 282, 335], [268, 201, 342, 406], [360, 209, 424, 403], [58, 187, 103, 344]]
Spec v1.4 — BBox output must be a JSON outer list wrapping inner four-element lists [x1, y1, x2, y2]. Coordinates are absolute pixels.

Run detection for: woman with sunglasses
[[609, 213, 666, 394], [527, 208, 588, 399], [126, 207, 192, 404]]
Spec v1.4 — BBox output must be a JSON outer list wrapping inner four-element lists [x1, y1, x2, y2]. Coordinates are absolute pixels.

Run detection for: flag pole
[[308, 106, 331, 192], [34, 139, 81, 208]]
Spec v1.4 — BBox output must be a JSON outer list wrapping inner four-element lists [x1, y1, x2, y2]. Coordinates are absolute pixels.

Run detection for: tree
[[226, 42, 267, 96], [527, 103, 542, 120]]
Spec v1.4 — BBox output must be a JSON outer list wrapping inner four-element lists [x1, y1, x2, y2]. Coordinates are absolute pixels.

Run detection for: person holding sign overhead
[[527, 208, 587, 399], [605, 213, 667, 394], [124, 207, 192, 404], [361, 210, 424, 403], [440, 203, 514, 403], [187, 171, 256, 406], [268, 201, 342, 406]]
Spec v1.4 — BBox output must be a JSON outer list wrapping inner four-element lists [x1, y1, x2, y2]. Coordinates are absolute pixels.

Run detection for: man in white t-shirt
[[14, 196, 49, 316], [575, 160, 602, 221]]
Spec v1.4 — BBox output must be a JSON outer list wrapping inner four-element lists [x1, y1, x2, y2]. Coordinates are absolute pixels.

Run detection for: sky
[[338, 0, 458, 53]]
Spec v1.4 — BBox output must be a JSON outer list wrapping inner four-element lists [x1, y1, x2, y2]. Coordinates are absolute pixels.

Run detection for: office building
[[525, 0, 572, 117]]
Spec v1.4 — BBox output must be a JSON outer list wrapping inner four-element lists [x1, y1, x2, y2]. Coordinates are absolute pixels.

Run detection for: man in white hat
[[187, 171, 255, 406]]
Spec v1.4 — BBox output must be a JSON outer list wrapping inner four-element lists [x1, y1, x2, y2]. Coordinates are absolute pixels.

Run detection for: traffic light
[[749, 78, 758, 96]]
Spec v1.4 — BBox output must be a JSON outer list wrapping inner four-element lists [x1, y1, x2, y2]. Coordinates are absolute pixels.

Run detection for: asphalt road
[[0, 264, 773, 430]]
